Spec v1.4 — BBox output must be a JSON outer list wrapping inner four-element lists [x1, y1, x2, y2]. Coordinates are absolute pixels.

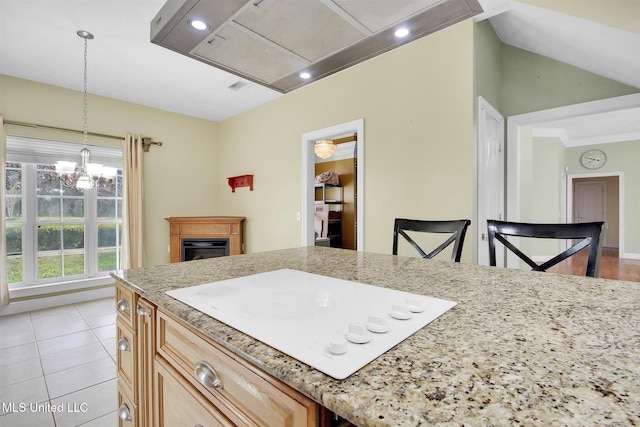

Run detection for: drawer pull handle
[[116, 299, 130, 313], [137, 306, 151, 317], [194, 360, 223, 390], [118, 403, 132, 422], [117, 337, 131, 352]]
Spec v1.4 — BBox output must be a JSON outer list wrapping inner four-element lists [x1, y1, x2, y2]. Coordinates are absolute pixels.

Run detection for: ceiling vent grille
[[228, 80, 248, 90]]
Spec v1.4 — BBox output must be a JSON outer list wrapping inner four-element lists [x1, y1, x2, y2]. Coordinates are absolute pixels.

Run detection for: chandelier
[[314, 139, 336, 160], [56, 30, 116, 189]]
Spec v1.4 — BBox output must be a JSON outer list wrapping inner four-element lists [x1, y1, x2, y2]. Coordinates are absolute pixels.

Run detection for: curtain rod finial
[[141, 137, 163, 152]]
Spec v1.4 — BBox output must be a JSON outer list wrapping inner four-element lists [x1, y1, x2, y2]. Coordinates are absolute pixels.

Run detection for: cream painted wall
[[516, 0, 640, 35], [218, 21, 475, 260], [1, 75, 220, 266]]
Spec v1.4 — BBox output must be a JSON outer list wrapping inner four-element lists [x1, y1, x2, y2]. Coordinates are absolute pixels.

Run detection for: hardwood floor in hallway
[[549, 247, 640, 282]]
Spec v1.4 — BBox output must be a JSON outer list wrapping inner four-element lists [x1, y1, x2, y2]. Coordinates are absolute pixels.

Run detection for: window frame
[[5, 136, 123, 298]]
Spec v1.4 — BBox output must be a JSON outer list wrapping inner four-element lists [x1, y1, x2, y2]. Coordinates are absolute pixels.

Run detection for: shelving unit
[[315, 184, 343, 248]]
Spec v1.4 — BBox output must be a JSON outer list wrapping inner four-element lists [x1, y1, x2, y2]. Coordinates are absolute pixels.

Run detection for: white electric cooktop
[[166, 269, 456, 379]]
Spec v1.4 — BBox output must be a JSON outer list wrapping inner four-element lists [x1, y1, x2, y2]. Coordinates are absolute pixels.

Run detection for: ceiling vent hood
[[151, 0, 483, 93]]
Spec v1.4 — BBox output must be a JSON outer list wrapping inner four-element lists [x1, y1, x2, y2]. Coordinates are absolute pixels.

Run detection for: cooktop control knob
[[347, 322, 371, 344], [367, 313, 390, 333], [329, 334, 348, 355], [391, 304, 412, 320], [406, 297, 425, 313]]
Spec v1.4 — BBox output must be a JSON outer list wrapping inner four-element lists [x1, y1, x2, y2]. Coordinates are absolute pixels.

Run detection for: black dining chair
[[392, 218, 471, 262], [486, 220, 607, 277]]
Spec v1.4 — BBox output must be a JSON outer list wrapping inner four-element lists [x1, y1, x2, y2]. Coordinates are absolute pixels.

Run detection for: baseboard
[[0, 286, 115, 316], [623, 253, 640, 260]]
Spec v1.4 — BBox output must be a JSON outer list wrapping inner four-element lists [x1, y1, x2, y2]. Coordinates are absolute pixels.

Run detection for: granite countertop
[[113, 247, 640, 426]]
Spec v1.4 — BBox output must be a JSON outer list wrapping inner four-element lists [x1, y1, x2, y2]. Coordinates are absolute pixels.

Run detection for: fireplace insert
[[181, 238, 229, 261]]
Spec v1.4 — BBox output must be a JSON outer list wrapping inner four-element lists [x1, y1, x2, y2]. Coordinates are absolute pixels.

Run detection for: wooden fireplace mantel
[[165, 216, 245, 263]]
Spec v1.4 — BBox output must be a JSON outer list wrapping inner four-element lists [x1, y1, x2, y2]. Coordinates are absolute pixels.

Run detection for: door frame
[[301, 119, 364, 250], [506, 93, 640, 268], [566, 172, 624, 257], [476, 96, 505, 266]]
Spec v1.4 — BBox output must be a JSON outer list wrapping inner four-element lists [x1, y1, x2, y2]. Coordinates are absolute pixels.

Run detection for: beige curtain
[[1, 117, 9, 305], [121, 134, 144, 269]]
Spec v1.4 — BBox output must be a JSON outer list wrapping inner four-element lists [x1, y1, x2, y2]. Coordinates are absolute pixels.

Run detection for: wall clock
[[580, 149, 607, 170]]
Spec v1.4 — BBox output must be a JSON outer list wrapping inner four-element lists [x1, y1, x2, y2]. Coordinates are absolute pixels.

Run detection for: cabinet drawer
[[116, 283, 136, 329], [155, 357, 234, 427], [116, 318, 137, 399], [157, 311, 317, 427], [118, 386, 137, 427]]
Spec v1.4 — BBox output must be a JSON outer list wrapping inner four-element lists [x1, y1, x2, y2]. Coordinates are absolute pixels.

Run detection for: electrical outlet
[[296, 212, 301, 221]]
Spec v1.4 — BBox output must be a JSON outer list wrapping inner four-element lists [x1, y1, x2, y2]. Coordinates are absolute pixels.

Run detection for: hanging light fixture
[[314, 139, 336, 160], [56, 30, 117, 189]]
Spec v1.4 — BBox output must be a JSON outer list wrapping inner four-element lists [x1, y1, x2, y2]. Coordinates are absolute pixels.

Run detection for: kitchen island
[[113, 247, 640, 426]]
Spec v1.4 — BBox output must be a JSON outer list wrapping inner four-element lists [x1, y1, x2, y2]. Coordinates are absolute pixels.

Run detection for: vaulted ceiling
[[1, 0, 638, 126]]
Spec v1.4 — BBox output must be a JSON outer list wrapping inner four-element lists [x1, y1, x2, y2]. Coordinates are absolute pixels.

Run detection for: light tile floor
[[0, 298, 117, 426]]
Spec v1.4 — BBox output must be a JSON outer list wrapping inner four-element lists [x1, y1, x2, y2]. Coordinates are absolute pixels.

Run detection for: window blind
[[6, 135, 122, 168]]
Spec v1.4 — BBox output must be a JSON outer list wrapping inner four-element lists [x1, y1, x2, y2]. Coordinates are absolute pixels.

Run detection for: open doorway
[[301, 119, 364, 250], [314, 136, 357, 249], [567, 173, 624, 257]]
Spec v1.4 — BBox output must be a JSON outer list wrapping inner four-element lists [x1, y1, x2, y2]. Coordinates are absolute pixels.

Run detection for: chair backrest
[[486, 220, 607, 277], [392, 218, 471, 262]]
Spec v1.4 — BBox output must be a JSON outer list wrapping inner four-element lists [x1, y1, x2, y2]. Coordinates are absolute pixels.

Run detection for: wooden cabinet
[[115, 281, 320, 427], [156, 310, 318, 427], [155, 357, 234, 427], [115, 283, 155, 427]]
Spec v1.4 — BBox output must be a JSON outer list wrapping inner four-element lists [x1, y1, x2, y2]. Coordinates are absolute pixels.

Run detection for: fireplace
[[181, 238, 229, 261], [166, 216, 245, 263]]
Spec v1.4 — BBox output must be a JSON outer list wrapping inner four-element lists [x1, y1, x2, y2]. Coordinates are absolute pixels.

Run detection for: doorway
[[301, 119, 364, 250], [567, 173, 623, 256]]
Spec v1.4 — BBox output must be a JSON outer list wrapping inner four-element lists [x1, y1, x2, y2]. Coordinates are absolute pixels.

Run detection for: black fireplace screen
[[181, 238, 230, 261]]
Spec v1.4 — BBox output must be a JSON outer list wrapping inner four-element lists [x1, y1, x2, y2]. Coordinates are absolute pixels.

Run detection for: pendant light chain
[[83, 35, 89, 148]]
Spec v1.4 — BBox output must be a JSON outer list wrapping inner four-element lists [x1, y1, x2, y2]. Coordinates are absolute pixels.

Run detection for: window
[[4, 136, 122, 292]]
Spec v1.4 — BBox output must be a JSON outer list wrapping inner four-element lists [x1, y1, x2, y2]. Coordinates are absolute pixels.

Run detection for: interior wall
[[473, 20, 503, 111], [567, 140, 639, 256], [0, 75, 220, 267], [500, 44, 638, 117], [218, 21, 475, 260], [315, 159, 355, 250]]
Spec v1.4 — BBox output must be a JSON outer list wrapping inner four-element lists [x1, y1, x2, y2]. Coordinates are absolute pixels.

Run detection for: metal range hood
[[151, 0, 483, 93]]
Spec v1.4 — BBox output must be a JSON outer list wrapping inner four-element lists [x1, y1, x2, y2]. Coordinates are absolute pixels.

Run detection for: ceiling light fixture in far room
[[55, 31, 117, 190], [314, 139, 336, 160]]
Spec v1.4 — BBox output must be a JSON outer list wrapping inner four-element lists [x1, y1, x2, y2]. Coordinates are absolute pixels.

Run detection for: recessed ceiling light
[[190, 20, 209, 31], [299, 72, 312, 79], [394, 28, 411, 38]]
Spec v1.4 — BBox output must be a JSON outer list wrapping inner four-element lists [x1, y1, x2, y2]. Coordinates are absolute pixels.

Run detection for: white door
[[477, 97, 505, 266], [574, 181, 606, 222]]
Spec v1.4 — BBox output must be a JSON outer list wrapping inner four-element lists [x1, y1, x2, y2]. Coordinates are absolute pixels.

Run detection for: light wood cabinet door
[[116, 318, 137, 398], [118, 386, 137, 427], [157, 310, 318, 427], [116, 284, 137, 329], [155, 357, 234, 427]]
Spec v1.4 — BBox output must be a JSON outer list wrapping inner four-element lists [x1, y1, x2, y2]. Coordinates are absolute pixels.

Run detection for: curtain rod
[[3, 119, 164, 151], [4, 119, 124, 141]]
